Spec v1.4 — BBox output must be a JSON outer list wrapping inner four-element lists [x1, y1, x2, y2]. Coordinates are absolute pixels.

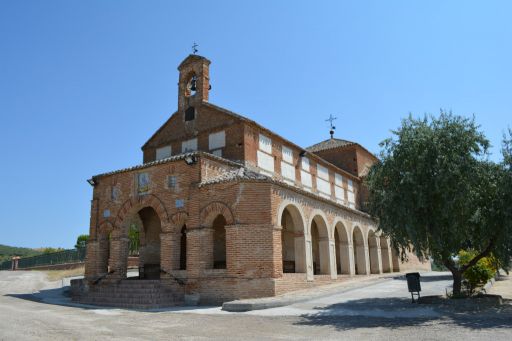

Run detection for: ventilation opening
[[185, 106, 195, 121]]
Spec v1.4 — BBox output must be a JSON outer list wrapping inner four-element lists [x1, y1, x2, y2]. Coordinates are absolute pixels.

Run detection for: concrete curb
[[222, 276, 395, 312]]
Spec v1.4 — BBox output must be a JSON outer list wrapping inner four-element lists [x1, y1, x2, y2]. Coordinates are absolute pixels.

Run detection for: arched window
[[213, 215, 227, 269]]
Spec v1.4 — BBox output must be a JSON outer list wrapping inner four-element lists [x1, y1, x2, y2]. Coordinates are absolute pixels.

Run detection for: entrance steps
[[75, 279, 184, 309]]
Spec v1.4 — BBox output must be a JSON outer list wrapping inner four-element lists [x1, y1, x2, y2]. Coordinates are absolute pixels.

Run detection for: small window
[[209, 130, 226, 150], [301, 157, 310, 172], [156, 145, 172, 160], [259, 134, 272, 154], [185, 106, 195, 121], [111, 186, 120, 201], [212, 149, 222, 157], [182, 138, 198, 153], [282, 146, 293, 163], [168, 176, 177, 189]]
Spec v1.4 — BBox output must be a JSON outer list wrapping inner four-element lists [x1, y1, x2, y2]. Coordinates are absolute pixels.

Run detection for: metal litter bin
[[406, 272, 421, 303]]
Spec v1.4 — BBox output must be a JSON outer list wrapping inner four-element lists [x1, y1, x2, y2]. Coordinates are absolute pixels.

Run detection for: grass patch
[[36, 266, 85, 281]]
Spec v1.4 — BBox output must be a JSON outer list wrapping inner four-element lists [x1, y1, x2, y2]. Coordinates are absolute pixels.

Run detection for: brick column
[[376, 238, 383, 274], [160, 232, 180, 273], [364, 244, 370, 275], [348, 243, 355, 276], [329, 240, 337, 279], [225, 224, 279, 278], [84, 240, 99, 280], [305, 235, 314, 281], [186, 227, 213, 277], [272, 225, 283, 278], [109, 234, 129, 280]]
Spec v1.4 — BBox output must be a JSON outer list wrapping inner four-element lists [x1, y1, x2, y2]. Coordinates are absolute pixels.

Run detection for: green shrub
[[458, 249, 497, 294]]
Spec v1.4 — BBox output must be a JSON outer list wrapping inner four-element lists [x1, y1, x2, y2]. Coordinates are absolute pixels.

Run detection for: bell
[[190, 78, 197, 92]]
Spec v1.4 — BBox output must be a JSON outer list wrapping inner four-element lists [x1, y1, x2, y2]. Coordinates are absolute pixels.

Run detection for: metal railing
[[16, 247, 86, 269], [0, 260, 11, 270]]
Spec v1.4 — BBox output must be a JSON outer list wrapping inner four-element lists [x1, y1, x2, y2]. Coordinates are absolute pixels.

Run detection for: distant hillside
[[0, 244, 43, 263]]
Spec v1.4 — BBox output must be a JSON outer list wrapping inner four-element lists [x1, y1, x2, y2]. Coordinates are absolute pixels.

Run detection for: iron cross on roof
[[192, 42, 199, 55], [326, 114, 337, 139]]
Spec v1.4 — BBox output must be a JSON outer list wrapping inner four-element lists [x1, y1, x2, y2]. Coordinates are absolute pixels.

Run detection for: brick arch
[[307, 209, 330, 237], [167, 211, 189, 233], [114, 194, 170, 231], [200, 201, 234, 227], [97, 220, 114, 238]]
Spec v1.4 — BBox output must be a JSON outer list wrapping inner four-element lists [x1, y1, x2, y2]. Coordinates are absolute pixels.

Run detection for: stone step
[[80, 297, 179, 305], [78, 300, 178, 309], [84, 294, 179, 301]]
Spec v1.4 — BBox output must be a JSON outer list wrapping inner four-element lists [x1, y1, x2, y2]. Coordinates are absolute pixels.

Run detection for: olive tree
[[366, 112, 511, 296]]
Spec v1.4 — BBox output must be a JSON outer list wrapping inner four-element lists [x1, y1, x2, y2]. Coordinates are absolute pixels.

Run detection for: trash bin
[[406, 272, 421, 303]]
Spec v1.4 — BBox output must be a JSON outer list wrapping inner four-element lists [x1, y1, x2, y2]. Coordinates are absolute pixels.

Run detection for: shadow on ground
[[296, 297, 512, 330], [393, 274, 454, 282], [4, 287, 221, 313]]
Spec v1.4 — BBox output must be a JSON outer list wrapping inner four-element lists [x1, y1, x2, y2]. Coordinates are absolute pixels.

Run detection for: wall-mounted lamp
[[87, 178, 97, 187], [184, 155, 197, 165]]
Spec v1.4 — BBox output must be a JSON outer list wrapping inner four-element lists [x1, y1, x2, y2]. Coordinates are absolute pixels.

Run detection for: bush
[[458, 249, 497, 294]]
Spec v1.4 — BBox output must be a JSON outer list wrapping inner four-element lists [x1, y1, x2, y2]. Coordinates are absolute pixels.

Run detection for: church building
[[74, 54, 430, 307]]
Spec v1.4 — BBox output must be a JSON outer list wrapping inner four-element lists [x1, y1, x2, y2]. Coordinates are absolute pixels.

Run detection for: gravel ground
[[0, 271, 511, 341]]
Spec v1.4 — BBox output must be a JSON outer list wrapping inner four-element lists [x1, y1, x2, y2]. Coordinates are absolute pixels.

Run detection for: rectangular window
[[301, 157, 310, 172], [281, 162, 295, 183], [335, 173, 346, 205], [282, 146, 293, 163], [347, 179, 354, 192], [348, 191, 356, 208], [156, 145, 172, 160], [317, 177, 331, 196], [181, 138, 198, 153], [209, 130, 225, 150], [317, 164, 329, 180], [259, 134, 272, 154], [212, 149, 222, 157], [335, 185, 346, 204], [335, 173, 344, 187], [167, 176, 177, 189], [257, 150, 274, 173], [301, 170, 312, 191]]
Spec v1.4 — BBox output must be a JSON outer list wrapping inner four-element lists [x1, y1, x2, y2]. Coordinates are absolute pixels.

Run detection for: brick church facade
[[76, 54, 430, 306]]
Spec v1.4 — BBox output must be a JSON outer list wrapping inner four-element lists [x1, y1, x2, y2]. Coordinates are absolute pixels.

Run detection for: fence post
[[11, 256, 20, 271]]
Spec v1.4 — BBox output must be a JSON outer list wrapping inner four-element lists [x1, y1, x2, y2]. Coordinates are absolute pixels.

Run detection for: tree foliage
[[458, 249, 497, 294], [75, 234, 89, 249], [366, 111, 512, 295]]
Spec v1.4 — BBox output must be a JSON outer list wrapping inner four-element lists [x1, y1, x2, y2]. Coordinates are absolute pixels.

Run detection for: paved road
[[0, 271, 511, 340]]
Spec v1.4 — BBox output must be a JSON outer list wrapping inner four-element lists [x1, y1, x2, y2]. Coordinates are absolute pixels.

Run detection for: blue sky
[[1, 1, 510, 248]]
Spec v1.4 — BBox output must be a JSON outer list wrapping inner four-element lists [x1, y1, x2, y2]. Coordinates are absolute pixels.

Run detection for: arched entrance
[[380, 236, 391, 273], [310, 215, 330, 275], [123, 206, 163, 279], [353, 226, 367, 275], [280, 205, 306, 273], [213, 215, 227, 269], [138, 207, 162, 279], [368, 230, 380, 274], [334, 222, 351, 275]]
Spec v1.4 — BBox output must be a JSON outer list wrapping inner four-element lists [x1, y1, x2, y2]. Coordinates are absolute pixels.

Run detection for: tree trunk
[[451, 270, 463, 296], [443, 259, 463, 296]]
